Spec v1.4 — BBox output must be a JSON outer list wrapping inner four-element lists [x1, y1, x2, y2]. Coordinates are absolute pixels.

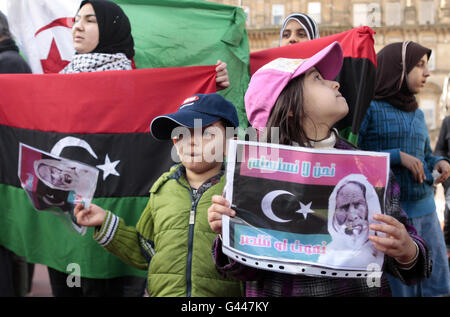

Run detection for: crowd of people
[[1, 0, 450, 297]]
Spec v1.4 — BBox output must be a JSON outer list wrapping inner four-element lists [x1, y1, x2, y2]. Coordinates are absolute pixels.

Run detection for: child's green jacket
[[94, 164, 243, 297]]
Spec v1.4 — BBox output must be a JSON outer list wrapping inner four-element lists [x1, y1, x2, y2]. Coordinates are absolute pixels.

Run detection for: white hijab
[[318, 174, 383, 269]]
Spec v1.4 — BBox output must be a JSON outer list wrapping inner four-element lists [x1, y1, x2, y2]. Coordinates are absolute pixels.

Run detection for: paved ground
[[26, 263, 52, 297]]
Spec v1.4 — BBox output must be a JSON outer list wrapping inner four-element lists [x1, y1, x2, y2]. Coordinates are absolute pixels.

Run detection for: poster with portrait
[[222, 140, 390, 277], [18, 143, 99, 235]]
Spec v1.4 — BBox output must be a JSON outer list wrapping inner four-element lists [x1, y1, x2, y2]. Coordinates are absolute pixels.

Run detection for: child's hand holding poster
[[18, 143, 99, 235], [222, 140, 390, 278]]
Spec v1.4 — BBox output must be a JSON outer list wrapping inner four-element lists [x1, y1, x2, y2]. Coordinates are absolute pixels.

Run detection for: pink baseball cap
[[245, 41, 344, 129]]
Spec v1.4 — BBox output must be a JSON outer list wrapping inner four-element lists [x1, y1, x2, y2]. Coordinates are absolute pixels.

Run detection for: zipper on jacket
[[176, 169, 223, 297], [185, 198, 198, 297], [177, 180, 198, 298]]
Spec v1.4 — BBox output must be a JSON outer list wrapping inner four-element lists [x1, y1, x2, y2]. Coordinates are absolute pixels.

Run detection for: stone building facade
[[212, 0, 450, 143]]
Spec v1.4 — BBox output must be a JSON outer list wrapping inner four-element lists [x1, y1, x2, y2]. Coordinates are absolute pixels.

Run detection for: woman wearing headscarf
[[358, 41, 450, 297], [60, 0, 230, 89], [60, 0, 134, 73], [279, 13, 320, 47]]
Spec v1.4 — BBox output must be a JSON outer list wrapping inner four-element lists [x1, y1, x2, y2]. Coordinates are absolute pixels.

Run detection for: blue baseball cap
[[150, 93, 239, 140]]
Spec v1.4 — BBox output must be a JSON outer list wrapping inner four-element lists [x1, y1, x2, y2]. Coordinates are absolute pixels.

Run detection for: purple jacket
[[212, 137, 431, 297]]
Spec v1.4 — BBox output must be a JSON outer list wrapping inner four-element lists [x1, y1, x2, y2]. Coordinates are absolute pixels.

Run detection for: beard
[[336, 220, 370, 249], [344, 221, 367, 236]]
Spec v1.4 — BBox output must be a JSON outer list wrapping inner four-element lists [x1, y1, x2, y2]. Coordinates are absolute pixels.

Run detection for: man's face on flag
[[37, 161, 78, 190], [72, 3, 100, 54], [172, 120, 226, 174], [334, 182, 369, 237]]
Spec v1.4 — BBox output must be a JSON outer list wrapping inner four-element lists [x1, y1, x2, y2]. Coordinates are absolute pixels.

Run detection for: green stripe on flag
[[0, 184, 147, 278]]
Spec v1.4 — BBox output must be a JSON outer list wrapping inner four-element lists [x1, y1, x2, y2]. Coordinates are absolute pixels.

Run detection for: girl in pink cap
[[207, 42, 431, 296]]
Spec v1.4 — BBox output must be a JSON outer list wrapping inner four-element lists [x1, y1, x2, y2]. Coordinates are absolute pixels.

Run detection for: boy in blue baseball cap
[[73, 93, 242, 297]]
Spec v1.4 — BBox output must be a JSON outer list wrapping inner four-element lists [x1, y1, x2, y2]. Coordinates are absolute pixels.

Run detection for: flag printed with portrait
[[0, 65, 217, 278], [223, 140, 389, 277]]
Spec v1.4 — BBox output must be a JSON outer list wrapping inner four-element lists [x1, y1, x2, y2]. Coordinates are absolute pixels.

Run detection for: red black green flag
[[0, 66, 216, 278]]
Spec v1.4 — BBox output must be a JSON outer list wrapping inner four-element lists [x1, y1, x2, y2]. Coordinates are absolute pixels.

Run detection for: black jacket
[[434, 116, 450, 191], [0, 38, 31, 74]]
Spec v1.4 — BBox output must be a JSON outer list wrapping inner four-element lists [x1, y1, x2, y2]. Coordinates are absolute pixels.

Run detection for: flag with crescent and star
[[222, 140, 389, 272], [0, 65, 217, 278]]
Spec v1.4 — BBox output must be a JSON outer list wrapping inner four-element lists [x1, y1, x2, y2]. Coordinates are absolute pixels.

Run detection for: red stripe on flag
[[250, 26, 376, 75], [0, 65, 217, 134]]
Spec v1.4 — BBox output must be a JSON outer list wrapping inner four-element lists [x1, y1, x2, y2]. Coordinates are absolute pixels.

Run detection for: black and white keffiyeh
[[60, 52, 132, 73]]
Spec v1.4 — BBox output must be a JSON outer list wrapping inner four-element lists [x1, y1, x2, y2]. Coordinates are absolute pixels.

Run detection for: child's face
[[407, 54, 430, 94], [72, 3, 100, 54], [280, 20, 309, 46], [173, 121, 227, 174], [301, 67, 348, 130]]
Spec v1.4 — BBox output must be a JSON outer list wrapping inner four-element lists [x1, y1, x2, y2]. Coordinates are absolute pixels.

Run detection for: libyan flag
[[6, 0, 250, 129], [249, 26, 377, 145], [0, 65, 216, 278]]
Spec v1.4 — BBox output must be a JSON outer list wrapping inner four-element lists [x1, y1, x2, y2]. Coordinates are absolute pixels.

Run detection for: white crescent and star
[[51, 136, 98, 158], [261, 190, 315, 223], [50, 136, 120, 182], [96, 154, 120, 181], [261, 190, 293, 223], [296, 201, 314, 220]]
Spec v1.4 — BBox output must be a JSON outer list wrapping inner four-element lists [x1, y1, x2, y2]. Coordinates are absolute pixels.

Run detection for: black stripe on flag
[[0, 125, 174, 197], [334, 57, 377, 135], [232, 173, 331, 235]]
